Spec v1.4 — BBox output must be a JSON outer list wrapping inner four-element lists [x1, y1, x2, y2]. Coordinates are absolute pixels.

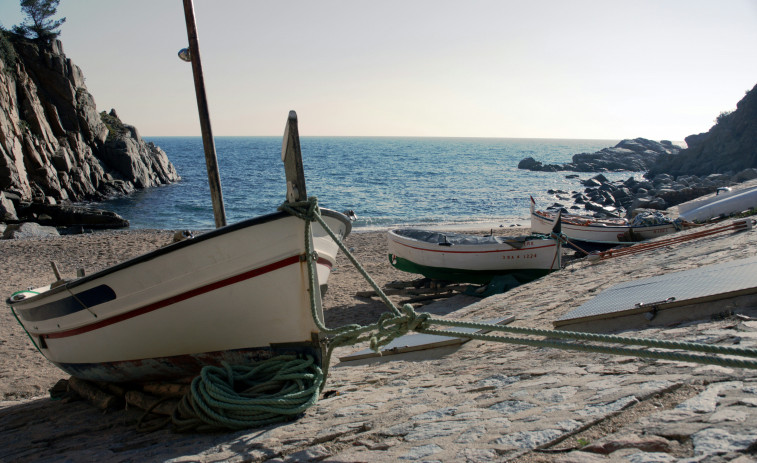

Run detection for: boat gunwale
[[531, 209, 677, 232], [7, 208, 351, 306], [388, 229, 557, 255], [389, 238, 559, 255], [533, 210, 629, 228]]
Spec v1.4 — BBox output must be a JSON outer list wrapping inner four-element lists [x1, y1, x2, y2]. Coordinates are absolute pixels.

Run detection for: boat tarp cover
[[630, 211, 683, 229], [393, 229, 546, 246]]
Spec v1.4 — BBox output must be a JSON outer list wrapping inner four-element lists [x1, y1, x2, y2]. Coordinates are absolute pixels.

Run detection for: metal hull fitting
[[387, 228, 561, 285], [9, 209, 351, 383]]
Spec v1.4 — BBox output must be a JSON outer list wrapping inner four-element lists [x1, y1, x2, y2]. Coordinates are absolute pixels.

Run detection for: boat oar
[[592, 219, 753, 261]]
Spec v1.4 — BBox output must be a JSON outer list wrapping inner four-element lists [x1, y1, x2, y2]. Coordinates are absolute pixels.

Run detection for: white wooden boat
[[678, 185, 757, 222], [8, 209, 349, 382], [387, 223, 562, 285], [530, 197, 686, 251], [8, 112, 351, 383]]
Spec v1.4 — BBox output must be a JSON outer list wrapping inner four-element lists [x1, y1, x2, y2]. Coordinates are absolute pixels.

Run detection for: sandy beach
[[2, 220, 757, 461], [0, 225, 534, 401]]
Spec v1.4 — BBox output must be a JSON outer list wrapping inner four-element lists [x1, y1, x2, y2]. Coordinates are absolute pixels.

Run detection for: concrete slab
[[555, 255, 757, 332]]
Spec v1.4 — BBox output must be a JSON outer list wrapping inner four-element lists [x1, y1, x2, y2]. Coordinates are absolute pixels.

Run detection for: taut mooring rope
[[171, 198, 757, 432]]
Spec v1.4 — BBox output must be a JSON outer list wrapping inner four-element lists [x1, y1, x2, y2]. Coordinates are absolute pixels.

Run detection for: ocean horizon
[[90, 136, 645, 232]]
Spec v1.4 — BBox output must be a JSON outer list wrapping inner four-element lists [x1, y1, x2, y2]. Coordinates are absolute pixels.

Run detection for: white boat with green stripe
[[387, 222, 563, 285]]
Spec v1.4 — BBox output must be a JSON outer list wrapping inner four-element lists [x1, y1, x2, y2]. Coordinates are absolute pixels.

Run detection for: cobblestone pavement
[[2, 222, 756, 462]]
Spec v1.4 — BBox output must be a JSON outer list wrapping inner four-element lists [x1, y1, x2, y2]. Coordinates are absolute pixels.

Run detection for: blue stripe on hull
[[17, 285, 116, 322]]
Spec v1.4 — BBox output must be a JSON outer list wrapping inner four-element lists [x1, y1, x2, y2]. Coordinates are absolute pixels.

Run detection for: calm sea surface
[[91, 137, 636, 231]]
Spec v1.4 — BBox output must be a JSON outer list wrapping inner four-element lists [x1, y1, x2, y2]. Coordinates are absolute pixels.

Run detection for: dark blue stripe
[[18, 285, 116, 322]]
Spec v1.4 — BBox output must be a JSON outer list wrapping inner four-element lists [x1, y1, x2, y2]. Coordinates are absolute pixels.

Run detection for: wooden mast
[[181, 0, 227, 228]]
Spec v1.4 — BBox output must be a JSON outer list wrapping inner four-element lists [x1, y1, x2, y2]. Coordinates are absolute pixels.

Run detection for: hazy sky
[[2, 1, 756, 140]]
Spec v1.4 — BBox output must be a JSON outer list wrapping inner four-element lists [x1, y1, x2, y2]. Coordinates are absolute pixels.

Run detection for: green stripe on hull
[[388, 255, 552, 285]]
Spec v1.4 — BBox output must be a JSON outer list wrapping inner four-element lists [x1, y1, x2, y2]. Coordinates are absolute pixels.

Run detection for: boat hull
[[8, 210, 350, 383], [387, 229, 561, 285], [678, 186, 757, 222], [530, 208, 678, 251]]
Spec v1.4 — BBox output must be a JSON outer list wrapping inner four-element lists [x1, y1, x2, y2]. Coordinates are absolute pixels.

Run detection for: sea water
[[92, 137, 637, 231]]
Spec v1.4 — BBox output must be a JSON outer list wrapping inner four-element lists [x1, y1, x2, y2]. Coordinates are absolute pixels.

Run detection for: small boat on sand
[[387, 217, 562, 285], [7, 2, 349, 384], [8, 113, 350, 383], [678, 185, 757, 222], [530, 197, 688, 251]]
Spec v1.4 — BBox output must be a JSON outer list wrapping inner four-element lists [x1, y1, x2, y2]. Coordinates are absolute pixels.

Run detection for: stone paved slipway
[[2, 220, 757, 462]]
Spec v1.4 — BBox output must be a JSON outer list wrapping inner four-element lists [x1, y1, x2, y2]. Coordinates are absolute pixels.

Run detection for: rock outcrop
[[540, 169, 757, 221], [518, 138, 681, 173], [0, 34, 179, 229], [526, 82, 757, 219], [2, 221, 59, 239], [648, 83, 757, 177]]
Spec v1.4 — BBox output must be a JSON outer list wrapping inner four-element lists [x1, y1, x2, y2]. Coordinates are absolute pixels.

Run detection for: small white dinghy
[[530, 197, 688, 251], [678, 185, 757, 222], [8, 112, 351, 383], [387, 214, 563, 285]]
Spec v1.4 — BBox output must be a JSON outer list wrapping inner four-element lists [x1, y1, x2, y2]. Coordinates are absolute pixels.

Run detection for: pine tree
[[12, 0, 66, 44]]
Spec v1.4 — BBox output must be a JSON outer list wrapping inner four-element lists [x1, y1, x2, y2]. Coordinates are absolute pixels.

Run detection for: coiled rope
[[170, 355, 323, 432], [171, 197, 757, 432]]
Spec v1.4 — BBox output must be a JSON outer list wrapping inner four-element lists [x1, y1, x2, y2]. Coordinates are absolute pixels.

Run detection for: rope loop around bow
[[278, 196, 321, 222]]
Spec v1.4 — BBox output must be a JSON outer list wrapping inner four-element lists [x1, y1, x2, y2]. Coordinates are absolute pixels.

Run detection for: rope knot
[[279, 196, 321, 222], [368, 305, 431, 353], [401, 303, 431, 331]]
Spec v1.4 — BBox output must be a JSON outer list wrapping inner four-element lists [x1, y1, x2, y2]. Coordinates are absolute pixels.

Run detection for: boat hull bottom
[[54, 342, 322, 384], [389, 255, 553, 285]]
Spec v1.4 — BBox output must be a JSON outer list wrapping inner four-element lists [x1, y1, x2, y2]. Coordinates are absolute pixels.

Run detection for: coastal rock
[[0, 191, 17, 220], [517, 157, 560, 172], [99, 110, 177, 190], [541, 169, 753, 219], [0, 34, 179, 228], [518, 138, 681, 173], [734, 168, 757, 182], [648, 83, 757, 177], [16, 202, 129, 229], [570, 139, 680, 172], [2, 221, 59, 239]]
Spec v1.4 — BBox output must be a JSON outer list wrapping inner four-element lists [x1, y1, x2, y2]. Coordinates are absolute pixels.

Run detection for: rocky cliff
[[648, 83, 757, 177], [0, 34, 178, 229]]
